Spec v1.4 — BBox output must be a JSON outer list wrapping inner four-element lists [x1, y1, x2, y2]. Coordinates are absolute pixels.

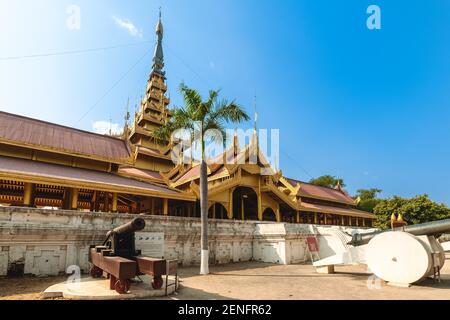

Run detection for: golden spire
[[152, 7, 165, 75], [156, 7, 163, 35]]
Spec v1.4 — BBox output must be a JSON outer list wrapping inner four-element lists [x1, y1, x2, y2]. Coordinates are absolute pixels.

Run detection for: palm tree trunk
[[199, 159, 209, 275]]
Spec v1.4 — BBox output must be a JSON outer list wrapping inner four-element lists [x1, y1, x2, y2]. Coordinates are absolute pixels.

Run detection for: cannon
[[312, 219, 450, 287], [349, 219, 450, 246], [102, 218, 146, 257], [89, 218, 167, 294]]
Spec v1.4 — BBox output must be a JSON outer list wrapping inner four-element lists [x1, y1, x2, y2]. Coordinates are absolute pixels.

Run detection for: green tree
[[373, 195, 450, 230], [356, 188, 382, 213], [154, 83, 249, 275], [309, 175, 345, 188], [357, 188, 382, 201]]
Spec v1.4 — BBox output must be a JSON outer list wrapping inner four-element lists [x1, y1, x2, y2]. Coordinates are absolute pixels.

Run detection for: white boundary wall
[[0, 207, 367, 276]]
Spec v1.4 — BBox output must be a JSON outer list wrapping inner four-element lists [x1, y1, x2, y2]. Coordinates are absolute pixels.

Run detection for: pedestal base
[[316, 265, 335, 274]]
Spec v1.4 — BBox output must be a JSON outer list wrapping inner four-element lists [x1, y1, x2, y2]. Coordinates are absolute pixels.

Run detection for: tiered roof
[[0, 111, 132, 164], [0, 155, 192, 200]]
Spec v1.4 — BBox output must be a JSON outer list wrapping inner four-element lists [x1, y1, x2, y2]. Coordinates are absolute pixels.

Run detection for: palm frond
[[179, 83, 202, 116], [205, 90, 220, 112], [154, 83, 249, 159], [209, 100, 251, 124]]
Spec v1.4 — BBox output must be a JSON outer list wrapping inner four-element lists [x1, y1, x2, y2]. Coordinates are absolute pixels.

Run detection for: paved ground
[[168, 262, 450, 300], [1, 259, 450, 300]]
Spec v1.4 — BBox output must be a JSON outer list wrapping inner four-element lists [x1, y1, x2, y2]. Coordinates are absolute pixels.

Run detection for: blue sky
[[1, 0, 450, 204]]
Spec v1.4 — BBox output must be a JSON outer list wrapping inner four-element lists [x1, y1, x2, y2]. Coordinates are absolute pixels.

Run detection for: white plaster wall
[[0, 207, 256, 276], [0, 248, 8, 275], [0, 207, 371, 277], [253, 224, 311, 265], [288, 240, 308, 264], [252, 223, 374, 265]]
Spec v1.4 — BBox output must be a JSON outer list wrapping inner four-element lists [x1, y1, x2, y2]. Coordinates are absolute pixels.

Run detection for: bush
[[373, 195, 450, 230]]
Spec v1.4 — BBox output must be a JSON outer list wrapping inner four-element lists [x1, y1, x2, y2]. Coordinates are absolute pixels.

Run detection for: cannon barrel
[[349, 218, 450, 246], [108, 218, 146, 237]]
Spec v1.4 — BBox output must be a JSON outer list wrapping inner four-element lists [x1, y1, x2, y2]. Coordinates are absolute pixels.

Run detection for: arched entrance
[[232, 187, 258, 221], [208, 203, 228, 220], [262, 208, 277, 222]]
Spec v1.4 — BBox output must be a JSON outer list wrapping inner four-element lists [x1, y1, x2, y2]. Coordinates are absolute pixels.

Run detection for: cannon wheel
[[90, 265, 103, 278], [115, 279, 131, 294], [152, 275, 164, 290]]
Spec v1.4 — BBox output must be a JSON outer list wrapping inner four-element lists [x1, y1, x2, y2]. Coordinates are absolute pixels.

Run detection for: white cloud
[[93, 121, 123, 136], [112, 16, 143, 38]]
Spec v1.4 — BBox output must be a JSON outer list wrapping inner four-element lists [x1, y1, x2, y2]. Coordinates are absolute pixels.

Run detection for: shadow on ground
[[159, 286, 232, 301], [0, 275, 67, 299]]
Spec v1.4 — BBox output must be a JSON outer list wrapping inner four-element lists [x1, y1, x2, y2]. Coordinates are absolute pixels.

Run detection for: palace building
[[0, 14, 374, 228]]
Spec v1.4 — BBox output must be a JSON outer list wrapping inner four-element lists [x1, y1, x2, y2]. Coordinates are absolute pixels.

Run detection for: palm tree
[[154, 83, 250, 275]]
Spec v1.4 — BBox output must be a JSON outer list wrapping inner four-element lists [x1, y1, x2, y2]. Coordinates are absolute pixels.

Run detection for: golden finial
[[156, 7, 163, 35]]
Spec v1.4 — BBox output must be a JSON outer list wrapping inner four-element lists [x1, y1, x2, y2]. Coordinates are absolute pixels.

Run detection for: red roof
[[119, 166, 163, 181], [0, 111, 131, 163], [0, 156, 184, 198], [288, 178, 355, 205], [176, 165, 200, 184], [174, 159, 226, 184]]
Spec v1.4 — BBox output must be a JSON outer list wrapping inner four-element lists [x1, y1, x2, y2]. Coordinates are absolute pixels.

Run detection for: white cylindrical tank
[[366, 232, 433, 286]]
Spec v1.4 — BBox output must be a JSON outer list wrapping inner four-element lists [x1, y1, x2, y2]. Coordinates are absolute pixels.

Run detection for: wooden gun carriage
[[89, 218, 167, 294]]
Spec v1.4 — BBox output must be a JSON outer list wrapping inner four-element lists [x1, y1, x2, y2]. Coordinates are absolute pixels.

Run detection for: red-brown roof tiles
[[176, 165, 200, 184], [0, 156, 183, 197], [0, 111, 131, 163], [119, 166, 163, 181], [288, 178, 356, 205]]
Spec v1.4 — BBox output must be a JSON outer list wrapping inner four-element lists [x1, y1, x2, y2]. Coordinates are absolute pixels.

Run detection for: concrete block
[[316, 265, 335, 274], [43, 275, 176, 300]]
